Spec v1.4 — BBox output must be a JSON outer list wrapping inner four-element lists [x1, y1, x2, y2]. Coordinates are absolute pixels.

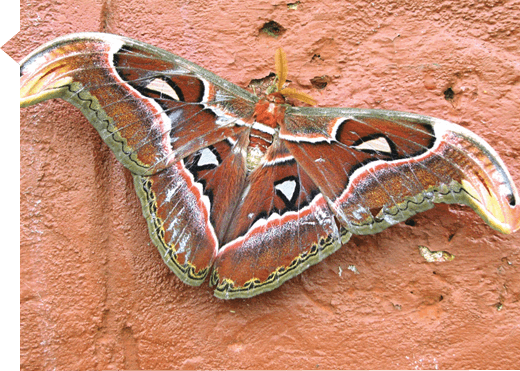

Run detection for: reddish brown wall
[[10, 0, 520, 369]]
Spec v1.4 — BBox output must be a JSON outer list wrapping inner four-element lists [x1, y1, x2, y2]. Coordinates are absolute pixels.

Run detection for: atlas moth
[[20, 33, 520, 299]]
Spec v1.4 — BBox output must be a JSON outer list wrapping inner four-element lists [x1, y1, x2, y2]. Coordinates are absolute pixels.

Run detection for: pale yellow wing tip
[[20, 92, 52, 107], [20, 76, 73, 107], [462, 179, 520, 234]]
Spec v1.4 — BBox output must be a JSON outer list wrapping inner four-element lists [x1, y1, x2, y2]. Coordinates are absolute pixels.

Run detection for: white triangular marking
[[352, 137, 392, 153], [275, 180, 297, 201], [197, 148, 219, 167], [145, 78, 180, 100]]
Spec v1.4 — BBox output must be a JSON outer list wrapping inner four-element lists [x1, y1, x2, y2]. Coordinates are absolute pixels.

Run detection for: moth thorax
[[246, 146, 265, 173]]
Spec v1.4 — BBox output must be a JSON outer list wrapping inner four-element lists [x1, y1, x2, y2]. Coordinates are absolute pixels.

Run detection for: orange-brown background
[[9, 0, 520, 369]]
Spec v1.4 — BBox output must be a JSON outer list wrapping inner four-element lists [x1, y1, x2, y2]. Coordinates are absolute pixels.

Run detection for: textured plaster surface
[[8, 0, 520, 369]]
